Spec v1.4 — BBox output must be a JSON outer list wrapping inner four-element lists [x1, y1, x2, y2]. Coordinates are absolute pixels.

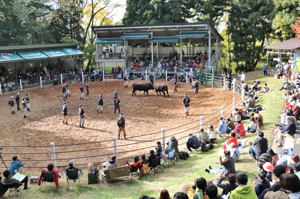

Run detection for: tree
[[227, 0, 275, 72], [272, 0, 300, 40]]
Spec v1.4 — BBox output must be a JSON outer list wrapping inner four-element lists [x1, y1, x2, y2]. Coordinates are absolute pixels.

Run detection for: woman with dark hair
[[192, 177, 209, 199], [267, 149, 279, 166], [280, 173, 300, 199], [159, 189, 171, 199]]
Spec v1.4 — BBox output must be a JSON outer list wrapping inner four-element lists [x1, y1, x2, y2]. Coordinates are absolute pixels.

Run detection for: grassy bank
[[13, 76, 284, 199]]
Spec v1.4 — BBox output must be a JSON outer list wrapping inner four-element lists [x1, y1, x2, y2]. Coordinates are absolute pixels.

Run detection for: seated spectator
[[87, 163, 99, 184], [140, 154, 149, 175], [264, 191, 289, 199], [254, 111, 263, 127], [65, 160, 80, 182], [186, 134, 201, 152], [289, 155, 300, 171], [246, 117, 258, 133], [129, 156, 142, 173], [230, 172, 257, 199], [167, 136, 179, 155], [8, 156, 28, 189], [255, 171, 270, 197], [217, 174, 237, 196], [262, 162, 274, 182], [220, 150, 236, 177], [268, 149, 279, 166], [208, 125, 217, 144], [233, 108, 242, 122], [205, 184, 221, 199], [218, 117, 227, 136], [192, 177, 208, 199], [294, 162, 300, 179], [38, 163, 60, 186], [159, 189, 171, 199], [223, 132, 238, 151], [233, 121, 246, 137], [249, 132, 268, 160], [269, 165, 287, 192], [155, 141, 162, 156], [276, 116, 296, 147], [173, 192, 188, 199], [1, 170, 22, 191], [198, 128, 209, 144], [226, 118, 235, 133], [280, 173, 300, 199], [260, 83, 270, 93], [102, 155, 118, 170]]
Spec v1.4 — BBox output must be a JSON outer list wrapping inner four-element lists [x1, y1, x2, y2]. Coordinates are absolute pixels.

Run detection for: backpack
[[179, 151, 189, 160]]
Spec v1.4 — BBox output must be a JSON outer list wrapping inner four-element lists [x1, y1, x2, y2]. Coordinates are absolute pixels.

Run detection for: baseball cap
[[263, 162, 274, 172]]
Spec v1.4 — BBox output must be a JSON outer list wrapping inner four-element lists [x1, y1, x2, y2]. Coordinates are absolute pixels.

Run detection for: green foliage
[[272, 0, 300, 40]]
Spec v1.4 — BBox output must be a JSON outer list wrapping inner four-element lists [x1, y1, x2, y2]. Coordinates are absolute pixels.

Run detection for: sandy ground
[[0, 80, 235, 172]]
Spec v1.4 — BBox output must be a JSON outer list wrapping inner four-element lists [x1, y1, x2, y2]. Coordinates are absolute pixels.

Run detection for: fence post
[[60, 74, 63, 85], [199, 116, 204, 130], [19, 79, 23, 90], [0, 83, 2, 95], [221, 106, 225, 118], [185, 72, 188, 83], [81, 71, 84, 82], [49, 142, 57, 167], [241, 84, 245, 103], [165, 70, 168, 81], [112, 137, 117, 156], [145, 69, 148, 81], [40, 76, 43, 88], [223, 76, 226, 91], [102, 70, 105, 81], [232, 91, 236, 112], [161, 128, 166, 154]]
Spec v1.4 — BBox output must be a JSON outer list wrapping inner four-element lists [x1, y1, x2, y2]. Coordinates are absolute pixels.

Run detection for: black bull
[[155, 85, 169, 97], [132, 83, 154, 95]]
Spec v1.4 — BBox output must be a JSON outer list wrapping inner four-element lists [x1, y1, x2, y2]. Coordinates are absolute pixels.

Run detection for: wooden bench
[[101, 166, 131, 184]]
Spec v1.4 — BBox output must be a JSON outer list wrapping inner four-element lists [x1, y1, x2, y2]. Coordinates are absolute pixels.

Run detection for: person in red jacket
[[234, 121, 246, 137], [38, 163, 61, 186], [223, 132, 239, 150]]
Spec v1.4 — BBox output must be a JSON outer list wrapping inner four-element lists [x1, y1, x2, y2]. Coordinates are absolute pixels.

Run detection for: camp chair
[[65, 168, 82, 189], [40, 171, 55, 185], [162, 149, 176, 167]]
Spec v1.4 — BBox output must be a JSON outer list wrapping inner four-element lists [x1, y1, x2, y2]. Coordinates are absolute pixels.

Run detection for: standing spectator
[[182, 94, 191, 116], [78, 105, 85, 128], [85, 83, 90, 96], [15, 93, 20, 111], [117, 113, 126, 139], [8, 96, 15, 115], [173, 76, 179, 94], [249, 132, 268, 160], [97, 94, 104, 114], [262, 64, 268, 76], [62, 102, 68, 125], [230, 172, 257, 199], [113, 88, 118, 98], [193, 79, 200, 95], [113, 96, 121, 114], [149, 74, 154, 85], [38, 163, 60, 186]]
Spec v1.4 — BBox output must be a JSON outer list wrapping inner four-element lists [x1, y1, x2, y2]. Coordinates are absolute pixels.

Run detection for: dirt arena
[[0, 80, 234, 171]]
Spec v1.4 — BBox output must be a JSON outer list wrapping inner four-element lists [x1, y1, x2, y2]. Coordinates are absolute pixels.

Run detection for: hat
[[263, 162, 274, 172], [273, 165, 286, 178], [264, 191, 289, 199], [68, 160, 74, 165], [276, 158, 288, 167]]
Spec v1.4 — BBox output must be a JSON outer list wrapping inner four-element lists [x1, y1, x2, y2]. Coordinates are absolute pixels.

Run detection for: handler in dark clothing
[[249, 132, 268, 160], [149, 74, 154, 84], [113, 96, 121, 114], [182, 94, 191, 116], [117, 113, 126, 139], [186, 134, 201, 152], [15, 93, 20, 111]]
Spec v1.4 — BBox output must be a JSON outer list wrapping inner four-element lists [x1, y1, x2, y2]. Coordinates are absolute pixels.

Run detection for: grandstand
[[92, 23, 223, 81]]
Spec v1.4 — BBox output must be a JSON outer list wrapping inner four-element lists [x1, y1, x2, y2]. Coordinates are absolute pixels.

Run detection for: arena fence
[[0, 91, 241, 170]]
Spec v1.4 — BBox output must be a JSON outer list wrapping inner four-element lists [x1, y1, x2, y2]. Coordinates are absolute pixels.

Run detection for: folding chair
[[40, 171, 55, 185], [66, 168, 81, 189]]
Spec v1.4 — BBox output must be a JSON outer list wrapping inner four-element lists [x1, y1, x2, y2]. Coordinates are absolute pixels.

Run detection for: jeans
[[249, 146, 258, 160]]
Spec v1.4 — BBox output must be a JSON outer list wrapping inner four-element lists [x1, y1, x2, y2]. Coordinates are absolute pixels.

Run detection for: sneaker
[[205, 169, 210, 173]]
